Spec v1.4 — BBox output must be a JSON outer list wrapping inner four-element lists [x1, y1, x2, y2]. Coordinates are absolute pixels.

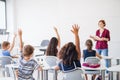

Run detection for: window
[[0, 0, 6, 30]]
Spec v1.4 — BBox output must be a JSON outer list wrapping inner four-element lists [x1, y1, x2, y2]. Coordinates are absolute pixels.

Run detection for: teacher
[[90, 20, 110, 68]]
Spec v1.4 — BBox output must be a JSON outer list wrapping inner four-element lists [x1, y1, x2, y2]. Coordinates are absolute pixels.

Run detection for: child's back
[[18, 54, 39, 80], [1, 33, 16, 57], [17, 29, 42, 80], [83, 49, 96, 61], [55, 24, 81, 72]]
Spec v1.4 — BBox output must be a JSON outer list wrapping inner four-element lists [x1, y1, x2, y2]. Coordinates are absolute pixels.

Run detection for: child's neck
[[24, 57, 31, 61], [87, 49, 92, 52], [2, 48, 8, 50]]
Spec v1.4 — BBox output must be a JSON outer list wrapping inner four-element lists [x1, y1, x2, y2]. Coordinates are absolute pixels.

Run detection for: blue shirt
[[1, 50, 11, 57], [83, 49, 96, 61], [58, 60, 81, 72]]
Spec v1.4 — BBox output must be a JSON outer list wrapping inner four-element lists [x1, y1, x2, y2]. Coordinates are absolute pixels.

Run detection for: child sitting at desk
[[0, 33, 18, 58], [55, 24, 81, 73], [17, 29, 42, 80], [46, 27, 61, 57], [83, 39, 102, 80]]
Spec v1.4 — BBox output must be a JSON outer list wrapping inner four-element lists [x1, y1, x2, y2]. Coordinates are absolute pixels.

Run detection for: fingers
[[71, 30, 74, 33], [71, 24, 80, 34], [14, 32, 17, 37], [72, 24, 79, 29], [53, 27, 58, 32], [18, 28, 22, 35]]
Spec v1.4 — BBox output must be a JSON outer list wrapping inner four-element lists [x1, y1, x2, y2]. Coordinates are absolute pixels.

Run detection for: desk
[[5, 64, 43, 80], [82, 66, 106, 80], [102, 56, 113, 67], [5, 64, 18, 69], [40, 66, 57, 80], [39, 46, 47, 54], [39, 49, 46, 54], [114, 57, 120, 65], [107, 65, 120, 80], [5, 64, 18, 80], [113, 57, 120, 80], [0, 77, 14, 80]]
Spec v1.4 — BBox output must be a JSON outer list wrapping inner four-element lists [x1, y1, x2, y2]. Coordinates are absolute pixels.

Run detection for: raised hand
[[71, 24, 81, 60], [53, 27, 61, 48], [54, 27, 58, 33], [18, 28, 22, 36], [14, 33, 17, 38], [71, 24, 80, 35]]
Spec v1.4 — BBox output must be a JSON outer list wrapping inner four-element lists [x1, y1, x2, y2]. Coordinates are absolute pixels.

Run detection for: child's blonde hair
[[2, 41, 10, 49]]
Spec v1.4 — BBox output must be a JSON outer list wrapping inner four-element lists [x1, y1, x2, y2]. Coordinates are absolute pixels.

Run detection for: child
[[0, 33, 17, 58], [17, 29, 42, 80], [46, 27, 60, 57], [55, 24, 81, 72], [83, 39, 102, 80]]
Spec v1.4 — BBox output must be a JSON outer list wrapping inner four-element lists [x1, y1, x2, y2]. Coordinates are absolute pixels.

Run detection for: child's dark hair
[[2, 41, 10, 48], [46, 37, 58, 56], [85, 39, 93, 51], [23, 45, 34, 57], [59, 42, 78, 65]]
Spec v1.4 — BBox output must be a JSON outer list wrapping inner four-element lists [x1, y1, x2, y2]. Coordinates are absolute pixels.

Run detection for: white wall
[[6, 0, 120, 57]]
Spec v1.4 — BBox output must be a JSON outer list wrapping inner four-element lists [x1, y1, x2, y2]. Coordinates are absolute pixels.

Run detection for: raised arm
[[8, 33, 17, 52], [71, 24, 81, 60], [54, 27, 61, 48], [18, 29, 23, 51]]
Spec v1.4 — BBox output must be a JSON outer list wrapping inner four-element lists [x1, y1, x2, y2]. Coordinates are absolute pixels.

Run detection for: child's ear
[[30, 54, 33, 57]]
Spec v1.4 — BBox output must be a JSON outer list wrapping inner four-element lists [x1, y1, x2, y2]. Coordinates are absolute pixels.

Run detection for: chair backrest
[[40, 40, 49, 47], [0, 56, 13, 77], [0, 56, 12, 68], [45, 56, 58, 67], [38, 56, 58, 68], [85, 57, 100, 64], [61, 68, 85, 80]]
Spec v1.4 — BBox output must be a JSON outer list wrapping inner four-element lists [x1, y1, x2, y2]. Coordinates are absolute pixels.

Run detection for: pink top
[[95, 28, 110, 49]]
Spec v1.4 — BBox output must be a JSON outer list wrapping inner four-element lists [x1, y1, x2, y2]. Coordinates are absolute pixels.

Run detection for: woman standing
[[90, 20, 110, 68]]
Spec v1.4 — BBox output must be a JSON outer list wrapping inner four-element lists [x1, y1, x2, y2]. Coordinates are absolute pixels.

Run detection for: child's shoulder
[[29, 59, 38, 64], [2, 49, 9, 52], [2, 50, 10, 55]]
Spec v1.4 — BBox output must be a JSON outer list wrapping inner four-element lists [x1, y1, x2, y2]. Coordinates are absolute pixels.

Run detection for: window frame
[[0, 0, 7, 31]]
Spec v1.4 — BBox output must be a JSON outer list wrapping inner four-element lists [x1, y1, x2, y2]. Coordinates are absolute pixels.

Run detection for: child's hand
[[15, 69, 18, 78], [18, 28, 22, 36], [14, 33, 17, 38], [71, 24, 80, 35], [54, 27, 58, 33]]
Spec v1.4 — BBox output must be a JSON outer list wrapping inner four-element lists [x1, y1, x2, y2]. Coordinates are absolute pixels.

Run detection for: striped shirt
[[18, 56, 40, 80]]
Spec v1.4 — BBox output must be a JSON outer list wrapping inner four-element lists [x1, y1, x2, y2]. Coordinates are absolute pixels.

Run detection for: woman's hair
[[98, 20, 106, 26], [59, 42, 78, 65], [85, 39, 93, 51], [23, 45, 34, 57], [46, 37, 58, 56], [2, 41, 10, 49]]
